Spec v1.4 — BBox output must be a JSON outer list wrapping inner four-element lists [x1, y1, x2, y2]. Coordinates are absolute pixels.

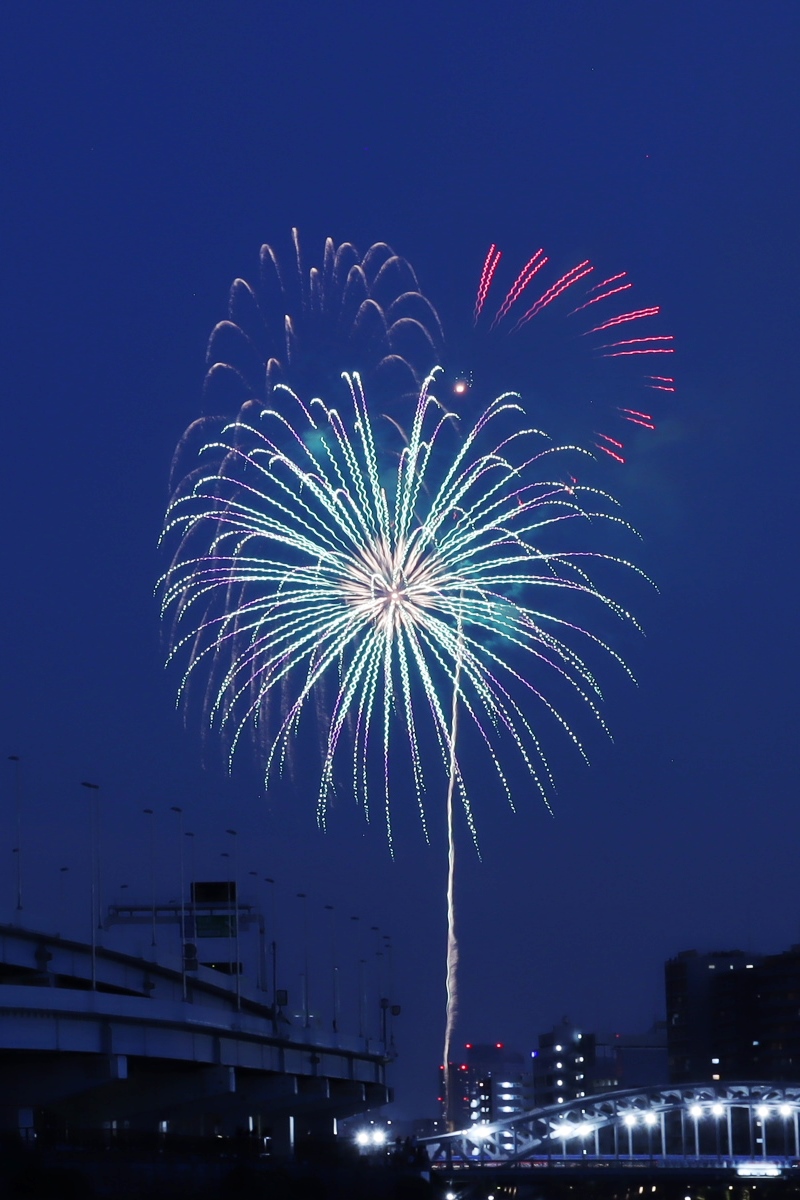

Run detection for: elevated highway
[[0, 922, 389, 1148]]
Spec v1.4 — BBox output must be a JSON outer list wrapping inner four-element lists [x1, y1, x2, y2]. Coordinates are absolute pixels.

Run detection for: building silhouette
[[533, 1017, 668, 1106], [666, 945, 800, 1083]]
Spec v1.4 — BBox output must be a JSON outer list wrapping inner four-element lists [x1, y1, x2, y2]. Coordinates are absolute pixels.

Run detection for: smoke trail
[[443, 598, 464, 1130]]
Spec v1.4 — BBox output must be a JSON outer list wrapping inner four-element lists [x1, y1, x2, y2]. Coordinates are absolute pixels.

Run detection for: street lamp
[[264, 877, 277, 1006], [142, 808, 157, 947], [324, 904, 339, 1032], [226, 829, 240, 1008], [185, 831, 197, 940], [8, 756, 22, 914], [80, 781, 100, 988], [171, 806, 187, 1000], [297, 892, 309, 1027]]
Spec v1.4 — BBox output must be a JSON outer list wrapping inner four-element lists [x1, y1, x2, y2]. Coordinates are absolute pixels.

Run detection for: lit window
[[711, 1058, 719, 1065], [712, 1074, 720, 1081]]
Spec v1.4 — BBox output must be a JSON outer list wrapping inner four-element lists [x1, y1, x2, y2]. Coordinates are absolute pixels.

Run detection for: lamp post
[[351, 916, 365, 1039], [264, 877, 277, 1007], [171, 806, 187, 1000], [58, 866, 69, 934], [80, 781, 100, 988], [142, 808, 157, 947], [297, 892, 309, 1027], [324, 904, 339, 1032], [185, 831, 196, 941], [225, 829, 240, 1010], [8, 756, 22, 914]]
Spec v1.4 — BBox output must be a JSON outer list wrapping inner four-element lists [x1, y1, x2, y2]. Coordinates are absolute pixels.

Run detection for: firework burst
[[171, 230, 443, 496], [160, 369, 643, 848], [455, 242, 675, 464]]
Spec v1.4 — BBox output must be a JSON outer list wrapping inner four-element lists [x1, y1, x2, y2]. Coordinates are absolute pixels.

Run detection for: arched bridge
[[423, 1082, 800, 1173]]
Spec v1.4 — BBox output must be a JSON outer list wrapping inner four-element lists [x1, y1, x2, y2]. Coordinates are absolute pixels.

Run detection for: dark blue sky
[[2, 2, 798, 1117]]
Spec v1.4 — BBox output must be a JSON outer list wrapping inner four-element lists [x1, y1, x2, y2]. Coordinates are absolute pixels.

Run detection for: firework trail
[[443, 593, 463, 1127]]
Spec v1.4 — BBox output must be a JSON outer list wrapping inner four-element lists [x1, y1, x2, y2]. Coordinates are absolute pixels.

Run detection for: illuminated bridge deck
[[423, 1082, 800, 1188]]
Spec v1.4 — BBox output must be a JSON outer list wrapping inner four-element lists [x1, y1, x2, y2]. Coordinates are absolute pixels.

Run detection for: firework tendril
[[159, 369, 644, 851]]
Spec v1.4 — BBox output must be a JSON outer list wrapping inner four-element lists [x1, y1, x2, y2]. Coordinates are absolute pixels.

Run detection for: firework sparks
[[467, 244, 675, 462], [170, 230, 444, 497], [160, 369, 642, 847]]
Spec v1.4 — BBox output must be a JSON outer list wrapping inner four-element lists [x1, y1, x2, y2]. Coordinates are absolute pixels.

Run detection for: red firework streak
[[472, 246, 675, 462]]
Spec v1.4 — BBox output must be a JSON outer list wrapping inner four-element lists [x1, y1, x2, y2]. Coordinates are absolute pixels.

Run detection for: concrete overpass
[[0, 922, 389, 1150]]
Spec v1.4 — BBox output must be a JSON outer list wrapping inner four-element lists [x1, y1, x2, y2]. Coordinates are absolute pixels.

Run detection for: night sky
[[2, 3, 798, 1119]]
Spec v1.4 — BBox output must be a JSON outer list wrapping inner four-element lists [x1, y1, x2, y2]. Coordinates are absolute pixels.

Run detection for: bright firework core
[[160, 369, 642, 847], [342, 536, 446, 633]]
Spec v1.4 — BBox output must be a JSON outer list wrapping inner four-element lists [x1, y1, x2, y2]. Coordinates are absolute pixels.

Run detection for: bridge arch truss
[[423, 1082, 800, 1166]]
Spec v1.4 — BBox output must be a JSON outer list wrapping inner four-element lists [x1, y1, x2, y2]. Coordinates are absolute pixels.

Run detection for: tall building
[[533, 1018, 668, 1106], [666, 945, 800, 1083], [439, 1043, 534, 1138]]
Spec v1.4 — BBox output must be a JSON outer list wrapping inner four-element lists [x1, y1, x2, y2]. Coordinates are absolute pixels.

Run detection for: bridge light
[[756, 1105, 770, 1119], [780, 1104, 792, 1118], [372, 1129, 386, 1146], [623, 1113, 637, 1127], [689, 1105, 703, 1119], [644, 1111, 658, 1126], [578, 1122, 593, 1138], [355, 1130, 371, 1146], [711, 1104, 724, 1118]]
